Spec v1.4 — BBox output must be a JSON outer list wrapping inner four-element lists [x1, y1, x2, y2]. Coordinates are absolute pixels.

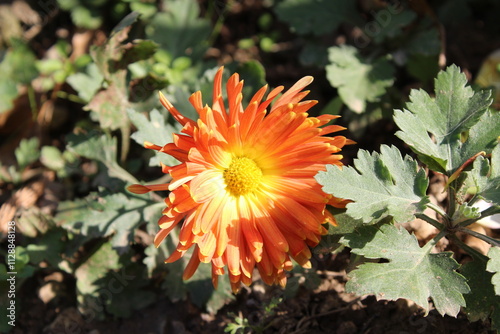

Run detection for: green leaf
[[0, 78, 18, 113], [487, 247, 500, 296], [186, 260, 235, 314], [461, 255, 500, 331], [0, 41, 39, 113], [15, 137, 40, 170], [480, 146, 500, 204], [145, 226, 235, 313], [463, 147, 500, 205], [162, 85, 199, 121], [40, 146, 65, 171], [128, 108, 178, 166], [235, 60, 267, 101], [274, 0, 362, 36], [326, 45, 395, 113], [451, 203, 481, 225], [74, 242, 120, 318], [66, 131, 137, 184], [371, 9, 417, 44], [56, 189, 154, 251], [404, 21, 441, 56], [341, 224, 469, 316], [147, 0, 211, 61], [1, 41, 38, 85], [111, 11, 141, 35], [394, 65, 496, 174], [120, 40, 158, 67], [299, 41, 328, 67], [70, 6, 102, 29], [316, 145, 429, 224], [66, 63, 103, 102], [1, 246, 37, 280], [130, 2, 158, 19], [85, 83, 129, 131], [103, 263, 156, 318], [17, 207, 51, 237], [26, 228, 66, 267]]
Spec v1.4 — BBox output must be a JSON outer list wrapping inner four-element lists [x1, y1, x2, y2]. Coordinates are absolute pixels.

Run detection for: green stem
[[56, 91, 86, 104], [27, 85, 38, 120], [415, 213, 445, 230], [120, 124, 131, 164], [457, 227, 500, 248], [108, 162, 138, 185], [427, 202, 448, 218], [479, 205, 500, 219], [422, 230, 447, 253], [447, 184, 457, 221], [449, 234, 489, 262], [207, 0, 234, 46], [151, 173, 172, 185]]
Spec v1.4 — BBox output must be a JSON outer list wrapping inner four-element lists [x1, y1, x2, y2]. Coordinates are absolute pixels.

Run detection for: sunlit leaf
[[487, 247, 500, 296], [341, 224, 469, 317], [85, 84, 129, 131], [15, 137, 40, 170], [0, 41, 38, 113], [316, 145, 429, 224], [463, 146, 500, 205], [394, 65, 496, 175], [56, 189, 154, 252], [66, 131, 137, 184], [66, 63, 103, 102]]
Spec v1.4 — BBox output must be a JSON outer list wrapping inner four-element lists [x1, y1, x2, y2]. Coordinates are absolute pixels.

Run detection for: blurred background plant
[[0, 0, 499, 333]]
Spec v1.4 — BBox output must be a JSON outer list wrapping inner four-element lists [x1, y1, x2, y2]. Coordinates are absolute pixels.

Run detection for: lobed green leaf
[[316, 145, 429, 224], [326, 45, 395, 113], [147, 0, 211, 61], [341, 224, 469, 317], [394, 65, 496, 175], [487, 247, 500, 296], [461, 255, 500, 331], [128, 108, 178, 166]]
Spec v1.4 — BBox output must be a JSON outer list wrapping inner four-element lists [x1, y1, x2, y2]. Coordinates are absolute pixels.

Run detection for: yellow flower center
[[223, 157, 263, 196]]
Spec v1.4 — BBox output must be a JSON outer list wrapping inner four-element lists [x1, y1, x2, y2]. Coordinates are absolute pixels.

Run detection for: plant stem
[[422, 230, 447, 253], [27, 85, 38, 120], [207, 0, 234, 47], [415, 213, 444, 230], [449, 234, 489, 262], [427, 202, 448, 219], [457, 227, 500, 247], [120, 124, 131, 164], [447, 184, 457, 221], [56, 90, 86, 104]]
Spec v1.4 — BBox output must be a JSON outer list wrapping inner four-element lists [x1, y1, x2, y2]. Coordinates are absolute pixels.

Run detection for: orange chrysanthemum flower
[[128, 67, 352, 292]]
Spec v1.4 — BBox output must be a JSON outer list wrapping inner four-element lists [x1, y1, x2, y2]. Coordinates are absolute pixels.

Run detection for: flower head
[[128, 67, 352, 292]]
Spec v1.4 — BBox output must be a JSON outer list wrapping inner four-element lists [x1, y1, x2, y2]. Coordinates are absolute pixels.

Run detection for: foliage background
[[0, 0, 499, 333]]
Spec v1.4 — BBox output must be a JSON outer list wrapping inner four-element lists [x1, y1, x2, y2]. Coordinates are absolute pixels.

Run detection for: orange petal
[[189, 170, 224, 203], [183, 246, 201, 280], [159, 91, 195, 127]]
